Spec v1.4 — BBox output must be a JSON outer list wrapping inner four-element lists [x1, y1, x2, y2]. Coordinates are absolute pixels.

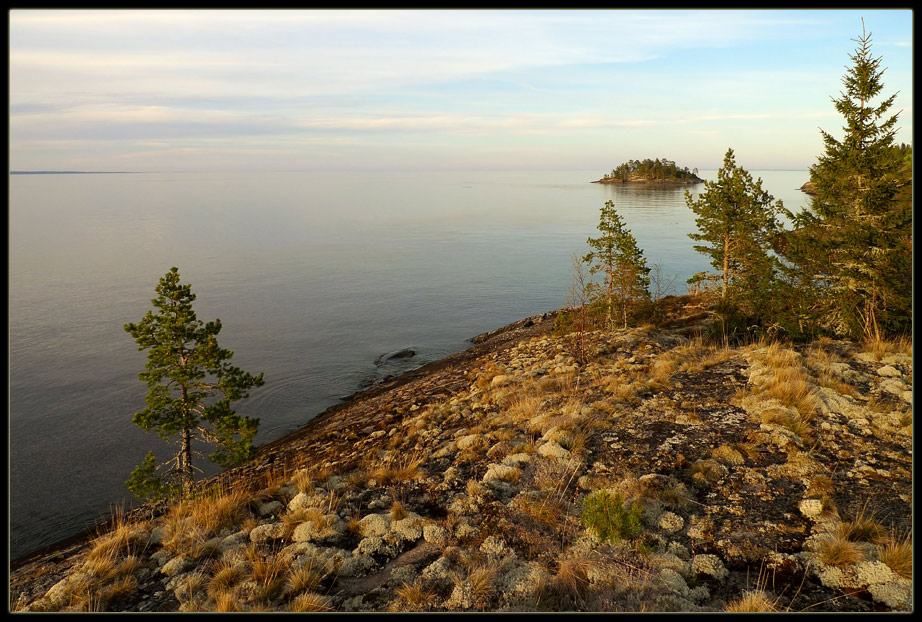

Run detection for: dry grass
[[877, 532, 912, 579], [213, 592, 243, 612], [547, 556, 597, 604], [813, 530, 866, 567], [863, 335, 912, 361], [711, 444, 746, 466], [453, 562, 498, 610], [390, 499, 408, 521], [289, 593, 332, 612], [390, 580, 439, 612], [838, 504, 887, 544], [246, 545, 289, 604], [369, 451, 425, 486], [169, 486, 252, 539], [806, 474, 836, 497], [291, 469, 314, 494], [760, 366, 820, 420], [286, 558, 328, 595], [689, 459, 725, 485], [207, 561, 244, 602], [725, 589, 779, 612]]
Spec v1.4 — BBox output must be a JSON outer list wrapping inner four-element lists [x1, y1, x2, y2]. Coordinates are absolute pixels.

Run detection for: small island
[[592, 158, 704, 184]]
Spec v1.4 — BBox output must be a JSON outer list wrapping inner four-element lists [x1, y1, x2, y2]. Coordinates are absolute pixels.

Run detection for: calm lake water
[[8, 168, 810, 559]]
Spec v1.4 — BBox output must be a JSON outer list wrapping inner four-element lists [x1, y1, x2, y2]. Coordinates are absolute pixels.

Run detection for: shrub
[[581, 490, 643, 543]]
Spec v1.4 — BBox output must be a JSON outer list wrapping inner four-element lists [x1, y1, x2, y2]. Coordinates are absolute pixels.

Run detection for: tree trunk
[[180, 427, 193, 497], [722, 234, 731, 298], [179, 383, 194, 496]]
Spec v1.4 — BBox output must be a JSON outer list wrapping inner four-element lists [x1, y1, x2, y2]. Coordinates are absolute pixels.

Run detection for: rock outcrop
[[10, 302, 913, 612]]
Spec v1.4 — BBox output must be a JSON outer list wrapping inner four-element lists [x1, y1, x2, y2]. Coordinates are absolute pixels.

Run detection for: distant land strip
[[10, 170, 142, 175]]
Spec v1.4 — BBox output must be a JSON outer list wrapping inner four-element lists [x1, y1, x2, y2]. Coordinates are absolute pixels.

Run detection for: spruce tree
[[685, 148, 786, 320], [788, 21, 911, 340], [124, 267, 265, 500], [584, 200, 651, 329]]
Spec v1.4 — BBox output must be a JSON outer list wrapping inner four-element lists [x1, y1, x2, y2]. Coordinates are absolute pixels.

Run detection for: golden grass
[[96, 574, 138, 608], [246, 545, 289, 604], [877, 532, 912, 579], [813, 530, 866, 567], [725, 589, 779, 612], [207, 562, 244, 601], [170, 486, 252, 539], [689, 459, 725, 485], [548, 556, 596, 603], [711, 444, 746, 466], [863, 335, 912, 361], [453, 563, 498, 610], [760, 366, 820, 420], [289, 592, 332, 612], [390, 499, 408, 521], [213, 592, 243, 612], [390, 580, 438, 612], [806, 474, 835, 497], [369, 451, 425, 486], [838, 504, 887, 544], [291, 469, 314, 494], [286, 559, 327, 595]]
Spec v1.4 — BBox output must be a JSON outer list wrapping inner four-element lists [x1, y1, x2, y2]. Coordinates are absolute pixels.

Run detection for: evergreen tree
[[584, 200, 651, 329], [124, 267, 265, 500], [685, 148, 786, 328], [788, 22, 911, 340]]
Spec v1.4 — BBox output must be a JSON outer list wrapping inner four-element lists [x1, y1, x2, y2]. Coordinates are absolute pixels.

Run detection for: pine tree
[[788, 21, 911, 340], [584, 200, 651, 329], [124, 267, 265, 500], [685, 148, 786, 312]]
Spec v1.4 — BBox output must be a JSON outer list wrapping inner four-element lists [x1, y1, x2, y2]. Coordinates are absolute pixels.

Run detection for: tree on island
[[583, 200, 651, 329], [602, 158, 701, 182], [685, 148, 787, 337], [786, 21, 911, 341], [124, 267, 265, 500]]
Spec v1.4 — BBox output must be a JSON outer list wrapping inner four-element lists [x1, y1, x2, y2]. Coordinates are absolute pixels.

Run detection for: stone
[[483, 463, 520, 483], [691, 554, 728, 580], [798, 498, 824, 519], [358, 513, 390, 538], [423, 524, 450, 548], [254, 500, 283, 517], [160, 555, 192, 577], [877, 365, 902, 378], [456, 434, 483, 451], [879, 378, 908, 396], [658, 511, 685, 533], [537, 441, 571, 461], [249, 521, 288, 543]]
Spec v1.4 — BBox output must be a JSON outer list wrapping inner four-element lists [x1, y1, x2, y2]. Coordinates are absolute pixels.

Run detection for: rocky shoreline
[[591, 177, 703, 185], [9, 298, 913, 612]]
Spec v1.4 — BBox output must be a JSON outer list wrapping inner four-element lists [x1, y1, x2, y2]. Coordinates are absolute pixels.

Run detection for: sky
[[8, 9, 914, 172]]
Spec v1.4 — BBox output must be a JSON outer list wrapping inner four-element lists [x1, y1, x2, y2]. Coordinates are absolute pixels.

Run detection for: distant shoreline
[[10, 171, 142, 175], [591, 177, 703, 185]]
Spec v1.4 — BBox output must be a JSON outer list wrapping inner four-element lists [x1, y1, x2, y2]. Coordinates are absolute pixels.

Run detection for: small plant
[[813, 530, 865, 567], [289, 593, 332, 612], [877, 532, 912, 579], [725, 589, 779, 612], [839, 503, 887, 543], [689, 459, 725, 485], [286, 559, 326, 595], [391, 580, 438, 612], [207, 562, 244, 601], [581, 490, 643, 543]]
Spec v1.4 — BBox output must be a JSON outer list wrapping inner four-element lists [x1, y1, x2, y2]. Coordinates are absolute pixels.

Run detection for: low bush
[[581, 490, 643, 543]]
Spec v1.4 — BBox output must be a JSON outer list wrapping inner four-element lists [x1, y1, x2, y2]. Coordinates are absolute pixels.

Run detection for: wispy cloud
[[8, 9, 913, 171]]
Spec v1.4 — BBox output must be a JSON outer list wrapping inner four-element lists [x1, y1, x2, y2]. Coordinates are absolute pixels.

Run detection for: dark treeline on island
[[10, 170, 141, 175], [592, 157, 703, 184]]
